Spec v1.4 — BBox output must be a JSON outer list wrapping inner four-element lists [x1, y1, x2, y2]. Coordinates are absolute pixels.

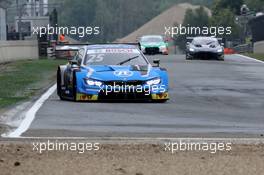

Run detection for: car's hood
[[141, 42, 165, 47], [83, 65, 159, 81]]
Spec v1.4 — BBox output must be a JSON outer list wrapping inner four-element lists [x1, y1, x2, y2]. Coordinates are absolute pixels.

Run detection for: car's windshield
[[83, 48, 148, 66], [192, 38, 219, 45], [141, 36, 163, 43]]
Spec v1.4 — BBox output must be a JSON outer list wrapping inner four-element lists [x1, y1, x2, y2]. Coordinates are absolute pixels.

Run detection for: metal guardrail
[[233, 43, 253, 53]]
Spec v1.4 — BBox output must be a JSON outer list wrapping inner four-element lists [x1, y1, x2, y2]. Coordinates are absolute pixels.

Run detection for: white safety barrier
[[254, 41, 264, 54], [0, 40, 39, 63]]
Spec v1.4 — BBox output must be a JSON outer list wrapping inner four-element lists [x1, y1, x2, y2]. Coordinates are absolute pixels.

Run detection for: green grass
[[0, 59, 66, 109], [243, 53, 264, 61]]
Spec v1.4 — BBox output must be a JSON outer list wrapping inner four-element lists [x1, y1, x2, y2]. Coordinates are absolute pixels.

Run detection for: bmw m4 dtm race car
[[56, 43, 169, 102]]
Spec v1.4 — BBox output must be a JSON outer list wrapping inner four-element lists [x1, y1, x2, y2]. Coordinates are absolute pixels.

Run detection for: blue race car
[[57, 44, 169, 102]]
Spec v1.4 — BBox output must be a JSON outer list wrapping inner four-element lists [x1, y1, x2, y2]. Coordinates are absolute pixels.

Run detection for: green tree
[[54, 0, 218, 42], [183, 6, 210, 27], [176, 7, 210, 50], [244, 0, 264, 12], [212, 0, 244, 15], [59, 0, 97, 41], [210, 8, 241, 40]]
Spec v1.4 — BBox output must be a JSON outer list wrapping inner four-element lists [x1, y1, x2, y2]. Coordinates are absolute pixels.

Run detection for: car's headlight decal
[[159, 45, 166, 49], [85, 79, 103, 87], [189, 48, 195, 52], [217, 49, 223, 52], [146, 78, 161, 85]]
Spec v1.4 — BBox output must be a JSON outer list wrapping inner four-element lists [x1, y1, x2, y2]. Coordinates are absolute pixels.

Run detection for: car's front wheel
[[186, 54, 192, 60], [57, 68, 66, 100], [72, 71, 77, 101], [217, 55, 225, 61], [57, 69, 61, 96]]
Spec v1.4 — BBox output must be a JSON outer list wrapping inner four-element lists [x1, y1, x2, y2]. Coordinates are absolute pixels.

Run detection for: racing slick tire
[[186, 54, 192, 60], [217, 56, 225, 61], [72, 71, 77, 102], [152, 99, 168, 103], [57, 68, 66, 101]]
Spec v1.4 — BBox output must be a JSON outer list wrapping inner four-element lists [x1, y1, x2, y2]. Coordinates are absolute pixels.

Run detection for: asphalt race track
[[19, 54, 264, 138]]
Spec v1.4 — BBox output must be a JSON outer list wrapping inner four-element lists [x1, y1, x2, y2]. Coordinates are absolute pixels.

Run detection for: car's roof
[[86, 44, 138, 50]]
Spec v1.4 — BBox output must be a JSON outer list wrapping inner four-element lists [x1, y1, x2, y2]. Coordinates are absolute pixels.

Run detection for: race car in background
[[186, 36, 224, 61], [56, 44, 169, 102], [139, 35, 169, 55]]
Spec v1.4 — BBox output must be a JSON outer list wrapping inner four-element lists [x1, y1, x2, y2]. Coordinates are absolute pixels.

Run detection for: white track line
[[235, 54, 264, 63], [6, 137, 264, 144], [16, 137, 263, 141], [3, 84, 57, 138]]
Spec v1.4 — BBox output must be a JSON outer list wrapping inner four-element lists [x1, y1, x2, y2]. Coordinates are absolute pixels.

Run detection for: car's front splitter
[[151, 92, 169, 100], [76, 93, 98, 101], [76, 92, 169, 101], [189, 52, 223, 59]]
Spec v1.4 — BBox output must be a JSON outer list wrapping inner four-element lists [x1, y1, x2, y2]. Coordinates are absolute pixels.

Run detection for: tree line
[[56, 0, 213, 42], [53, 0, 263, 43], [175, 0, 264, 50]]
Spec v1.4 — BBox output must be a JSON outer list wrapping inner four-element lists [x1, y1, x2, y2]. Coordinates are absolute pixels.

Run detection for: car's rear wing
[[55, 43, 86, 59], [186, 36, 223, 41], [55, 43, 141, 59], [55, 43, 141, 52], [55, 44, 86, 51]]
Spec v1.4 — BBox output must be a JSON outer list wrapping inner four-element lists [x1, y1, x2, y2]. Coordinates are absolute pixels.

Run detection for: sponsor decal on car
[[87, 49, 140, 54], [114, 70, 134, 77]]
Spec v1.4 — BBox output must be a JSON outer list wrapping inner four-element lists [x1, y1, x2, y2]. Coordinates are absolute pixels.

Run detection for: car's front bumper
[[142, 47, 168, 55], [76, 80, 169, 101], [187, 51, 224, 59], [76, 92, 169, 101]]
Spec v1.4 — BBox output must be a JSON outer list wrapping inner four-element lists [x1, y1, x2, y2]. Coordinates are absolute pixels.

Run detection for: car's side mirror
[[77, 58, 82, 65], [153, 59, 160, 67], [221, 43, 224, 46], [138, 42, 141, 50], [69, 60, 78, 66]]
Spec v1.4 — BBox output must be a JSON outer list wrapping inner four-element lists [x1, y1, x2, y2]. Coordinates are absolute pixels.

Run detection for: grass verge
[[0, 59, 66, 110], [243, 53, 264, 61]]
